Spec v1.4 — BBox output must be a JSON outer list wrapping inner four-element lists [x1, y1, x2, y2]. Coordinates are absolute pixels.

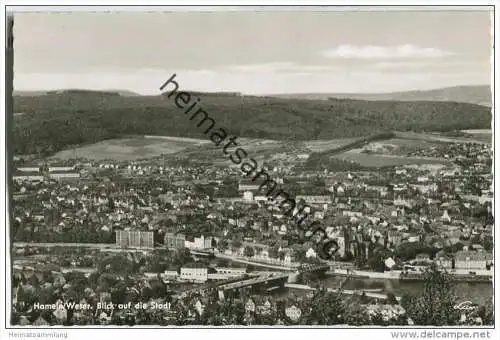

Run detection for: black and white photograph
[[2, 3, 497, 333]]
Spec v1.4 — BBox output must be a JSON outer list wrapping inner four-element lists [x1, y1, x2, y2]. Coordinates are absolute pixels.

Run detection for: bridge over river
[[284, 283, 402, 302], [175, 263, 330, 297]]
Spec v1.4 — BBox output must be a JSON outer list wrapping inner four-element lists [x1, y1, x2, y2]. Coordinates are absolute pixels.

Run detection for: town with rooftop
[[10, 127, 494, 326]]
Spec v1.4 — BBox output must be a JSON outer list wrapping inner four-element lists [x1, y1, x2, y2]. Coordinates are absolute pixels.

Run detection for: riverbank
[[327, 269, 493, 283], [284, 283, 401, 301], [319, 276, 493, 306]]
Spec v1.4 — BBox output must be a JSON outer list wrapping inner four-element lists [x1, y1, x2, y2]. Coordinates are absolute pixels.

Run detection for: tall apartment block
[[115, 230, 154, 249]]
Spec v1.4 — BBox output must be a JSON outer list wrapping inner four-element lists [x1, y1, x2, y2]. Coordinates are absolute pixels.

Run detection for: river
[[281, 276, 493, 306], [225, 260, 493, 305]]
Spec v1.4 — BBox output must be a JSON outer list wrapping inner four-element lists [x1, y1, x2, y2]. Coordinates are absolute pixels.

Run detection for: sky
[[13, 9, 492, 95]]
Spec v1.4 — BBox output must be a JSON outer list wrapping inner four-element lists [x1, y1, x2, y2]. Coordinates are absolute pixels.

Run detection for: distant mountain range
[[269, 85, 492, 107], [13, 89, 244, 98], [14, 85, 492, 106], [13, 89, 142, 97]]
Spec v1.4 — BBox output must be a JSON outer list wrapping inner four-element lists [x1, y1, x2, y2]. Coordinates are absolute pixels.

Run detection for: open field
[[461, 129, 492, 144], [353, 138, 435, 156], [234, 138, 288, 153], [49, 130, 488, 166], [462, 129, 492, 134], [331, 152, 452, 168], [51, 137, 205, 161], [143, 135, 211, 144], [51, 135, 303, 163], [179, 138, 295, 166], [327, 132, 465, 167], [394, 131, 491, 144], [302, 138, 360, 153]]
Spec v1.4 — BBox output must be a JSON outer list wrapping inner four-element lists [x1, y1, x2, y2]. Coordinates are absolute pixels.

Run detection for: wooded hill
[[13, 90, 491, 156]]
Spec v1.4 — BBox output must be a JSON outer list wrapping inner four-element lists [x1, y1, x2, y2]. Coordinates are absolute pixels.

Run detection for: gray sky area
[[13, 9, 492, 94]]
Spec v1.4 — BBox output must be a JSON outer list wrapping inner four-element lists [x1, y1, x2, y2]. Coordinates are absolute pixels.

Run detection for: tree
[[149, 278, 167, 299], [344, 299, 371, 325], [278, 251, 286, 261], [474, 301, 494, 325], [232, 240, 242, 250], [268, 246, 279, 259], [302, 288, 346, 325], [27, 274, 40, 287], [110, 280, 128, 305], [97, 254, 135, 276], [108, 197, 115, 211], [217, 239, 228, 253], [294, 248, 307, 263], [395, 242, 438, 261], [359, 291, 369, 304], [243, 246, 255, 258], [146, 254, 168, 273], [173, 248, 191, 266], [64, 272, 88, 296], [481, 235, 493, 251], [38, 286, 56, 305], [367, 250, 388, 272], [299, 271, 319, 286], [87, 272, 100, 290], [401, 265, 461, 326], [386, 293, 399, 305], [444, 242, 465, 254], [41, 271, 54, 284]]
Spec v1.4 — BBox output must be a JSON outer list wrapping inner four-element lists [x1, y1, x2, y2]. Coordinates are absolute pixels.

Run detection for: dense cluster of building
[[10, 139, 494, 326]]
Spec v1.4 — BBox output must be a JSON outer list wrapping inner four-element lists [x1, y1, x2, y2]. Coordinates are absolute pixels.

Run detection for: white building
[[212, 267, 247, 279], [180, 267, 208, 283], [243, 191, 254, 201], [13, 175, 44, 182], [163, 270, 179, 280], [194, 236, 205, 249], [385, 257, 396, 269], [343, 210, 363, 218], [306, 248, 317, 258], [336, 236, 345, 257], [215, 267, 246, 275], [296, 195, 332, 205], [454, 251, 493, 271], [254, 196, 268, 202], [187, 235, 214, 250], [407, 235, 420, 243], [239, 182, 261, 191], [442, 210, 451, 223]]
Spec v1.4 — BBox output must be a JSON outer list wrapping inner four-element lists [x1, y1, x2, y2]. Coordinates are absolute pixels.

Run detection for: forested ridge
[[13, 91, 491, 156]]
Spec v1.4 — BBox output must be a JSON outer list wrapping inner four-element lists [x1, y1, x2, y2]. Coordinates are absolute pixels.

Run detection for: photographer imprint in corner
[[453, 301, 477, 311]]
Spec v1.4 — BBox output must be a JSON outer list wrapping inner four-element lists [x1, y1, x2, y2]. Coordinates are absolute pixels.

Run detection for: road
[[12, 242, 151, 253], [144, 135, 209, 144], [14, 242, 117, 249]]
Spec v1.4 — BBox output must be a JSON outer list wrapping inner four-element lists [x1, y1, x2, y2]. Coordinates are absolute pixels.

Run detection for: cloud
[[372, 61, 431, 70], [321, 44, 455, 60], [222, 62, 297, 73], [369, 60, 490, 75], [220, 62, 339, 74]]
